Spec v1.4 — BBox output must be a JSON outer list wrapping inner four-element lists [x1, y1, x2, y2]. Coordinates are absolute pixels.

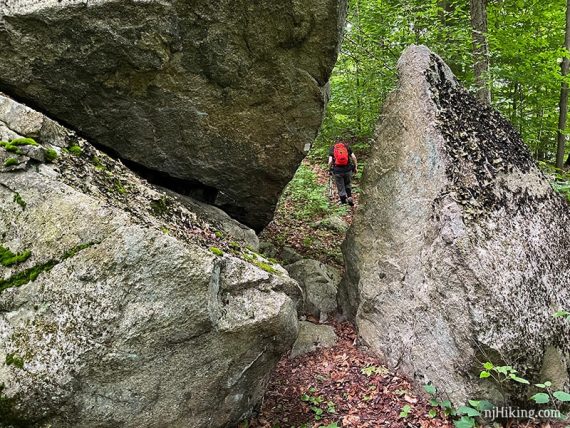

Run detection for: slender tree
[[562, 0, 570, 168], [470, 0, 491, 104]]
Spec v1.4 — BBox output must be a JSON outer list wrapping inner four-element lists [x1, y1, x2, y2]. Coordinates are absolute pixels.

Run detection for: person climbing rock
[[328, 140, 358, 206]]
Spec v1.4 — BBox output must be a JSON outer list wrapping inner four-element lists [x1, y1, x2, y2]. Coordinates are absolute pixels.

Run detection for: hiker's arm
[[351, 153, 358, 172], [328, 156, 333, 168]]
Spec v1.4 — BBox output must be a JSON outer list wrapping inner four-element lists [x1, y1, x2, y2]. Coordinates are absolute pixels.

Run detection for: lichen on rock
[[0, 93, 301, 427], [339, 45, 570, 404]]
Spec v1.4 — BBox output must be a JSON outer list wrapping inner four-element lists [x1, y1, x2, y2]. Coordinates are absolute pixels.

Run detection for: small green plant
[[0, 245, 31, 267], [399, 404, 412, 418], [210, 247, 224, 256], [423, 383, 492, 427], [214, 230, 224, 239], [530, 380, 570, 409], [10, 137, 37, 146], [3, 158, 19, 167], [68, 144, 82, 156], [5, 353, 24, 369], [361, 364, 389, 377], [45, 148, 58, 162], [282, 164, 348, 220], [479, 361, 529, 384], [13, 192, 26, 209], [300, 387, 335, 421]]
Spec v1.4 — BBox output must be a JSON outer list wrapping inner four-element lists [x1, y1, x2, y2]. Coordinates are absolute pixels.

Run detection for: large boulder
[[0, 0, 346, 231], [286, 259, 340, 321], [339, 46, 570, 404], [0, 93, 300, 427]]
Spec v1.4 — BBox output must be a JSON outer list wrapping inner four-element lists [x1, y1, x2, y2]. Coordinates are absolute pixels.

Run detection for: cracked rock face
[[339, 45, 570, 404], [0, 0, 346, 231], [0, 93, 300, 427]]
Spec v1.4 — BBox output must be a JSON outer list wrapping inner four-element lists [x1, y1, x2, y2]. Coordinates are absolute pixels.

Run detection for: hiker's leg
[[344, 172, 352, 197], [334, 173, 347, 203], [345, 172, 354, 206]]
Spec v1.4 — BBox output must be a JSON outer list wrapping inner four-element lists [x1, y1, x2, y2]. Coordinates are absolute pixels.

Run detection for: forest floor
[[248, 155, 567, 428]]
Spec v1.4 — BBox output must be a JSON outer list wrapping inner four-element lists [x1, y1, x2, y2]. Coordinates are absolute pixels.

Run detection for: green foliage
[[13, 192, 26, 209], [209, 247, 224, 256], [479, 361, 529, 384], [3, 157, 19, 167], [45, 148, 58, 163], [554, 309, 570, 319], [318, 0, 570, 163], [300, 387, 336, 422], [9, 137, 37, 146], [0, 245, 31, 267], [399, 404, 412, 418], [283, 164, 346, 220]]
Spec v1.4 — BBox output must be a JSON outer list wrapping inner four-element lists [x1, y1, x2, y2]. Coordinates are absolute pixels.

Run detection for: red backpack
[[333, 143, 349, 166]]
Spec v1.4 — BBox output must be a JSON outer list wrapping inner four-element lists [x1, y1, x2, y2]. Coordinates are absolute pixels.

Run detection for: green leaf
[[468, 400, 480, 408], [428, 408, 438, 418], [453, 416, 476, 428], [553, 391, 570, 402], [483, 362, 494, 370], [530, 393, 550, 404], [510, 375, 530, 384], [423, 384, 437, 395], [480, 371, 491, 379], [553, 310, 570, 318], [478, 400, 494, 411], [440, 400, 453, 409], [457, 406, 481, 417]]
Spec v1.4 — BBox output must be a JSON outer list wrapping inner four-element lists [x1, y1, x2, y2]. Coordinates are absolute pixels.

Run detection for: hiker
[[328, 140, 358, 206]]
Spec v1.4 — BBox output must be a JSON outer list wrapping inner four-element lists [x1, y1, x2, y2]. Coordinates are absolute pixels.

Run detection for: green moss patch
[[13, 193, 26, 210], [210, 247, 224, 256], [3, 158, 19, 167], [45, 148, 58, 163], [0, 142, 22, 154], [5, 353, 24, 369], [0, 242, 95, 294], [68, 145, 82, 156], [0, 245, 31, 267], [9, 138, 37, 146]]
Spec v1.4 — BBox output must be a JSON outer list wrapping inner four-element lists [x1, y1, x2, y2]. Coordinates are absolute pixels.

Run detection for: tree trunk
[[470, 0, 491, 104], [561, 0, 570, 168]]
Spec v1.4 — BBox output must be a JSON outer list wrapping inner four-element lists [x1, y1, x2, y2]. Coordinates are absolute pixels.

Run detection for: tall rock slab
[[0, 0, 346, 231], [0, 93, 300, 427], [339, 45, 570, 403]]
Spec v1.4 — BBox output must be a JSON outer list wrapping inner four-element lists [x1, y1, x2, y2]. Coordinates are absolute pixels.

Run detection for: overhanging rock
[[0, 0, 347, 231], [339, 45, 570, 404]]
